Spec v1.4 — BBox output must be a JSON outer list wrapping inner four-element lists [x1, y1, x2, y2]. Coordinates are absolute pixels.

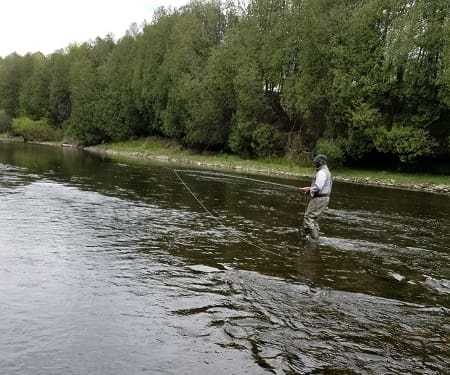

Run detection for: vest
[[312, 167, 332, 197]]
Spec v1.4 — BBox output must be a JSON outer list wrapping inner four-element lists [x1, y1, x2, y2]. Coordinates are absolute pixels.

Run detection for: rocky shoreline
[[85, 147, 450, 195]]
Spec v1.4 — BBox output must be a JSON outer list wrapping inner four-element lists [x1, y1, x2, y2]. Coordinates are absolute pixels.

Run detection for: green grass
[[91, 136, 450, 187], [334, 167, 450, 185], [92, 137, 313, 176], [0, 133, 23, 142]]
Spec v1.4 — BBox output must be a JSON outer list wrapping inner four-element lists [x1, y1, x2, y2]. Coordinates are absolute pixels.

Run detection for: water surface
[[0, 142, 448, 374]]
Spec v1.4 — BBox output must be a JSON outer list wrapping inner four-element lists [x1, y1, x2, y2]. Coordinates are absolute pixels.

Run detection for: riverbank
[[1, 134, 448, 194], [85, 137, 450, 195]]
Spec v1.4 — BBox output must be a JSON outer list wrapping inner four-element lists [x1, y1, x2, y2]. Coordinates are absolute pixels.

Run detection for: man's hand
[[300, 187, 310, 194]]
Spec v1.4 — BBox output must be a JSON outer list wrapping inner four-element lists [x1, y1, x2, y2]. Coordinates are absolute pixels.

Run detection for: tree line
[[1, 0, 449, 170]]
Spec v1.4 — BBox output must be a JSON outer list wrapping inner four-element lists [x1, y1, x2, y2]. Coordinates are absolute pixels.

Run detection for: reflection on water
[[0, 142, 449, 374]]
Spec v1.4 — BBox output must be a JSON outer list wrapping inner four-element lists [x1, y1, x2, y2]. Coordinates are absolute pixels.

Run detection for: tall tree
[[137, 7, 176, 135], [98, 29, 144, 141], [181, 1, 237, 149], [47, 52, 72, 127], [0, 53, 29, 117], [67, 44, 106, 145], [19, 53, 50, 120]]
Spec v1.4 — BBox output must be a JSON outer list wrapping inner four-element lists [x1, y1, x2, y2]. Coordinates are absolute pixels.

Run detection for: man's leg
[[303, 197, 329, 239]]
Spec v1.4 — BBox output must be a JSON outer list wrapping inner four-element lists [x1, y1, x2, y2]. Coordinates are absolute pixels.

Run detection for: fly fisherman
[[300, 154, 332, 240]]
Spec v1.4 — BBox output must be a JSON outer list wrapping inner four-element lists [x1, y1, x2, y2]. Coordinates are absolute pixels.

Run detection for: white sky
[[0, 0, 189, 57]]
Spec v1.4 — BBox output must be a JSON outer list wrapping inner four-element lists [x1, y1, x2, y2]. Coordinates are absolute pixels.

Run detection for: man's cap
[[313, 154, 327, 165]]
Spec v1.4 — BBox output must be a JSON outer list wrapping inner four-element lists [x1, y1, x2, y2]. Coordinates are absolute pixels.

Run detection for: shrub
[[374, 125, 438, 163], [228, 117, 255, 158], [0, 110, 12, 133], [344, 101, 382, 160], [285, 132, 313, 166], [11, 116, 62, 142], [229, 119, 284, 159], [251, 123, 283, 158], [316, 138, 344, 167]]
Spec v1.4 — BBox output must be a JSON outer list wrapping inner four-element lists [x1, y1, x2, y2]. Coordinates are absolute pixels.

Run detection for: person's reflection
[[295, 243, 325, 284]]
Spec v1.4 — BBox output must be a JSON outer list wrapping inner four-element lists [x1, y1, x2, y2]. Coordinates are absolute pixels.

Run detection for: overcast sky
[[0, 0, 189, 57]]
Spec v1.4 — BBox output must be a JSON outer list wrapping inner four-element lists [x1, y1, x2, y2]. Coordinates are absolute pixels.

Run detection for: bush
[[344, 101, 382, 160], [229, 119, 284, 159], [285, 132, 314, 166], [0, 110, 12, 133], [374, 125, 438, 163], [316, 138, 344, 167], [228, 117, 255, 158], [251, 124, 283, 158], [11, 116, 62, 142]]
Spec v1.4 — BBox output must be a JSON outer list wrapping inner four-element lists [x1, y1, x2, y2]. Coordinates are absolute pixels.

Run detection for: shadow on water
[[0, 142, 449, 374]]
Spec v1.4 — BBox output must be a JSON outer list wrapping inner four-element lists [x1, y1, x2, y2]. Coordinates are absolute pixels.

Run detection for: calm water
[[0, 142, 449, 374]]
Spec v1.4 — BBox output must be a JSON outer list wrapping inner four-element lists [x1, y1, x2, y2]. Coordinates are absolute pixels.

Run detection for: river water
[[0, 142, 448, 374]]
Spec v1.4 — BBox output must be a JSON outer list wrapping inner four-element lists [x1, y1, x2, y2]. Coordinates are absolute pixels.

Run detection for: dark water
[[0, 142, 449, 374]]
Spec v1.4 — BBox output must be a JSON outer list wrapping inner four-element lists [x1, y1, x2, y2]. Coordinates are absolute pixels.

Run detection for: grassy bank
[[89, 137, 310, 175], [0, 133, 63, 146], [88, 136, 450, 194], [0, 133, 24, 142]]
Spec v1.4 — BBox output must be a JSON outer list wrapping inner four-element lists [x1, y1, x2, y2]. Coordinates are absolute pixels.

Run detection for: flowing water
[[0, 142, 449, 374]]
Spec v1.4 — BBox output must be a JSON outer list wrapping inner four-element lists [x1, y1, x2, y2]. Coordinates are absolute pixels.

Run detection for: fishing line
[[173, 169, 294, 256], [173, 168, 311, 328], [173, 169, 302, 191]]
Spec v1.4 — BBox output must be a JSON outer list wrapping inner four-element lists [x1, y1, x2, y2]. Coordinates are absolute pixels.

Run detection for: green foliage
[[97, 34, 143, 142], [374, 125, 438, 163], [437, 9, 450, 110], [47, 53, 71, 127], [0, 54, 27, 117], [19, 53, 50, 120], [0, 110, 12, 133], [11, 116, 62, 141], [66, 43, 108, 146], [316, 138, 344, 167], [228, 116, 255, 158], [344, 102, 382, 160], [251, 123, 283, 158], [183, 46, 236, 150], [229, 119, 283, 159]]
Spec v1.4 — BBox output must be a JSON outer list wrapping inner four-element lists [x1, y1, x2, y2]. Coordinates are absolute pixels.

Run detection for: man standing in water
[[300, 154, 332, 240]]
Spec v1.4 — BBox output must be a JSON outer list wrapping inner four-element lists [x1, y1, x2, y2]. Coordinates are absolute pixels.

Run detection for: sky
[[0, 0, 189, 57]]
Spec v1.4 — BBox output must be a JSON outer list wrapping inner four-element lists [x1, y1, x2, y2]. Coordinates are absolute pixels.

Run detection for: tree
[[47, 52, 72, 127], [180, 1, 237, 149], [98, 31, 144, 141], [19, 53, 50, 120], [137, 7, 176, 135], [0, 53, 28, 117], [183, 46, 236, 149], [0, 0, 448, 168], [67, 44, 107, 145]]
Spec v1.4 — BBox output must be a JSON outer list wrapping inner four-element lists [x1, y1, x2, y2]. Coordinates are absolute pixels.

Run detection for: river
[[0, 141, 449, 374]]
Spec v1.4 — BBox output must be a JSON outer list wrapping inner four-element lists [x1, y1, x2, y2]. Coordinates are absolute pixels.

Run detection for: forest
[[0, 0, 449, 171]]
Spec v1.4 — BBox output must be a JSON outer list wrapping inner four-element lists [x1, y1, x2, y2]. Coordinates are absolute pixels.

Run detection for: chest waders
[[303, 168, 332, 240]]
